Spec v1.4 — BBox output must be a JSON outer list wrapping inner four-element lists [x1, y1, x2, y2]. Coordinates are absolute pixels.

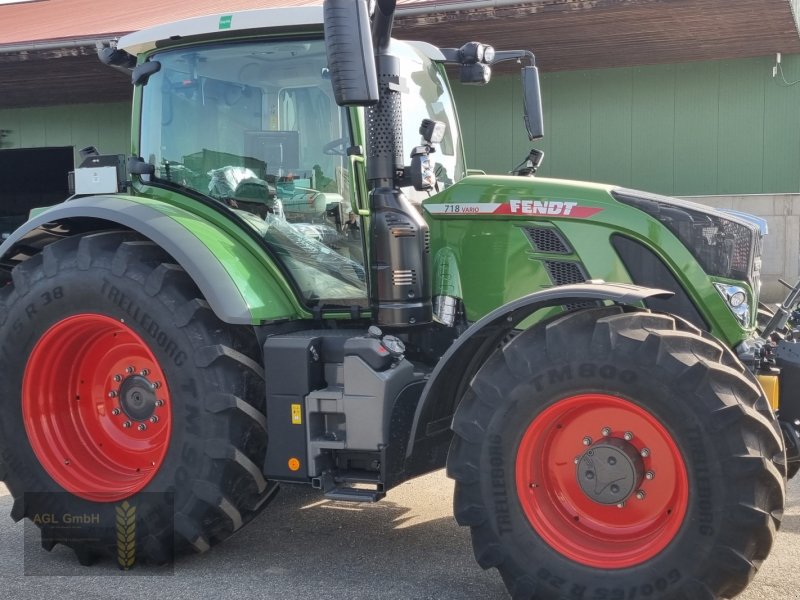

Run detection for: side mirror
[[323, 0, 379, 106], [521, 66, 544, 141]]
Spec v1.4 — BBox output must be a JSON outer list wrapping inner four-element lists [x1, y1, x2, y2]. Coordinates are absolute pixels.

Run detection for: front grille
[[612, 188, 758, 284], [752, 233, 763, 300], [523, 227, 571, 254]]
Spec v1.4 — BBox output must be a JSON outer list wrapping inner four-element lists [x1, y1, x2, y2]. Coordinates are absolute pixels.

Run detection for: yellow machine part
[[757, 374, 780, 411]]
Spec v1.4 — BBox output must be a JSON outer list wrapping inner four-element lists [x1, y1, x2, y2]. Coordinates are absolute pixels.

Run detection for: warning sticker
[[291, 404, 302, 425], [426, 200, 603, 218]]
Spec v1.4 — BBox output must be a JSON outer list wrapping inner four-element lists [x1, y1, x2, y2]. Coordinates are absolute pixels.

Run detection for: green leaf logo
[[115, 501, 136, 571]]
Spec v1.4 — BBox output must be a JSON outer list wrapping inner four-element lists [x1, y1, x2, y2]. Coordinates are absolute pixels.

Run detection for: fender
[[0, 195, 304, 325], [400, 282, 673, 475]]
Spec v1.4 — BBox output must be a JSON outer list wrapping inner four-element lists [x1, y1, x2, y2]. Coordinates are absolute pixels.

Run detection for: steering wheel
[[323, 137, 349, 156]]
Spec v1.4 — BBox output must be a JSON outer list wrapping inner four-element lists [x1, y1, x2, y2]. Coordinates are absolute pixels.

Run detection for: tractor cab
[[119, 12, 465, 313]]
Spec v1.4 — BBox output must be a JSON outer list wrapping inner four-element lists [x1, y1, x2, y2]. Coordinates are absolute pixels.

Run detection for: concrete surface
[[0, 470, 797, 599]]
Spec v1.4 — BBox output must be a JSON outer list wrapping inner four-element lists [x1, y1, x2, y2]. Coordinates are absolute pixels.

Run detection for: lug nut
[[636, 490, 646, 500], [113, 375, 122, 382], [140, 369, 150, 376], [111, 408, 121, 416], [150, 416, 159, 424], [645, 470, 655, 480], [64, 459, 70, 465], [601, 427, 611, 437], [641, 448, 650, 458], [108, 390, 117, 398], [152, 382, 161, 389], [137, 423, 147, 431], [617, 502, 625, 508], [623, 431, 633, 441], [122, 421, 132, 429], [126, 366, 135, 374], [582, 436, 592, 446], [155, 400, 164, 407], [574, 456, 581, 464]]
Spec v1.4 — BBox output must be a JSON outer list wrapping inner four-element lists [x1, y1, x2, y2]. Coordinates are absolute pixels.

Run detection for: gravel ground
[[0, 470, 797, 599]]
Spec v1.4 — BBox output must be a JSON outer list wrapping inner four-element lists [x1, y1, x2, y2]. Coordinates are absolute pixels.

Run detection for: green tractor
[[0, 0, 795, 597]]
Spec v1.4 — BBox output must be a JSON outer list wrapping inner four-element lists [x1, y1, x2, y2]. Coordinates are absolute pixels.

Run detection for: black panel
[[263, 334, 325, 482], [0, 146, 73, 219], [776, 341, 800, 422], [612, 234, 709, 331]]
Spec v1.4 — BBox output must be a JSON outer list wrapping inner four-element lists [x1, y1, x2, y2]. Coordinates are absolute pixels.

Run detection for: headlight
[[714, 283, 751, 326], [729, 290, 746, 307]]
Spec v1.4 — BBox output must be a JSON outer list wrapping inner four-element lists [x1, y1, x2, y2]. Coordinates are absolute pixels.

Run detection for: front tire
[[448, 307, 785, 600], [0, 231, 275, 565]]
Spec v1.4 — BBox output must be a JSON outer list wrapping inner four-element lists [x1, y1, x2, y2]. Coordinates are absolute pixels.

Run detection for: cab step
[[324, 486, 385, 503]]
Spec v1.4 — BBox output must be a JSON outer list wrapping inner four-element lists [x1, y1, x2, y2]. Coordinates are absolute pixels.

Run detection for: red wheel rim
[[515, 394, 688, 568], [22, 314, 172, 502]]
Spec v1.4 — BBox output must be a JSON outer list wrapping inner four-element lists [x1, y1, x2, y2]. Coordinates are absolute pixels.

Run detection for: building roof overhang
[[1, 0, 799, 108], [395, 0, 800, 71]]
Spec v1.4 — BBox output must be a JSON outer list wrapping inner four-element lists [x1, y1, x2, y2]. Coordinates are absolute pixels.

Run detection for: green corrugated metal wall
[[454, 54, 800, 196], [2, 54, 800, 197], [0, 102, 131, 164]]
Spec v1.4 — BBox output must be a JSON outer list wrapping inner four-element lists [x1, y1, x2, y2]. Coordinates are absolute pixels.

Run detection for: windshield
[[139, 38, 367, 308]]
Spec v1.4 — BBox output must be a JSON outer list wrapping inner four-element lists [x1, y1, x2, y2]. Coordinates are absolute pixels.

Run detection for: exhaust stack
[[365, 0, 433, 327], [323, 0, 432, 327]]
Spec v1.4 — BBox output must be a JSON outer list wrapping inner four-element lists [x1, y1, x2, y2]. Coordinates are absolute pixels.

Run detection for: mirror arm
[[490, 50, 536, 67], [437, 47, 536, 68]]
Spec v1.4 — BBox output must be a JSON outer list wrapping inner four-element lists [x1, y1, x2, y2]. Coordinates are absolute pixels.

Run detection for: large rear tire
[[448, 307, 785, 600], [0, 231, 275, 565]]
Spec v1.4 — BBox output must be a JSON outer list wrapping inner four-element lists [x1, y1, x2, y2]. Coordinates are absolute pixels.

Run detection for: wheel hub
[[576, 437, 644, 504], [118, 375, 158, 421]]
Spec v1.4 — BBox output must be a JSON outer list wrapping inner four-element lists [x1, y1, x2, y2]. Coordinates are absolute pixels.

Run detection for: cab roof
[[118, 6, 324, 56]]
